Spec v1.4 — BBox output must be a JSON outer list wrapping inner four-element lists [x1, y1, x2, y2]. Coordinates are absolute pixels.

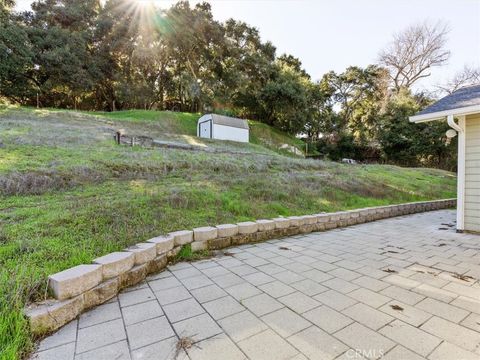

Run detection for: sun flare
[[135, 0, 153, 8], [110, 0, 160, 34]]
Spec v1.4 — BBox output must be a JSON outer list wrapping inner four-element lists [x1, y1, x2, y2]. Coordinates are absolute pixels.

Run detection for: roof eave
[[409, 104, 480, 123]]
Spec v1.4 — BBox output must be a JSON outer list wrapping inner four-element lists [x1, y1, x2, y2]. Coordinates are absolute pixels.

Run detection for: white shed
[[410, 84, 480, 233], [197, 114, 249, 143]]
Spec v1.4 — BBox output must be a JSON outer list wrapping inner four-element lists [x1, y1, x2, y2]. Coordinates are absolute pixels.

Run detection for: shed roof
[[210, 114, 249, 130], [410, 84, 480, 122]]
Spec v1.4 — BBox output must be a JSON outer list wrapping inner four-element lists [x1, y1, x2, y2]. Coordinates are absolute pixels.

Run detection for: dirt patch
[[452, 273, 474, 282], [176, 336, 194, 357], [382, 268, 397, 273]]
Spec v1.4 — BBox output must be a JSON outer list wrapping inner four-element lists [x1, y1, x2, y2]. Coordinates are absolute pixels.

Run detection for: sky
[[14, 0, 480, 91]]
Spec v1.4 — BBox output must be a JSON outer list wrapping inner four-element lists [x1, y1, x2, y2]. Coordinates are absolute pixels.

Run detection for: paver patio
[[32, 210, 480, 360]]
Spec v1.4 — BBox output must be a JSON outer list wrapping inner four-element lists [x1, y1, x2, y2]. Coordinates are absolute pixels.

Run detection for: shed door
[[199, 120, 211, 138]]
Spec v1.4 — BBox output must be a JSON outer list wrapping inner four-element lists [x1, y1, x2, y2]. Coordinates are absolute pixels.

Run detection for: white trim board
[[409, 104, 480, 123], [455, 115, 466, 231]]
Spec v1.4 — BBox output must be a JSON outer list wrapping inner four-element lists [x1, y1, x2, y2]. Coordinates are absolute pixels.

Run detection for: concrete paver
[[379, 285, 425, 306], [242, 293, 283, 317], [287, 326, 348, 360], [225, 282, 262, 301], [427, 342, 480, 360], [302, 305, 352, 333], [37, 320, 77, 352], [218, 310, 268, 342], [154, 285, 191, 306], [379, 300, 432, 327], [258, 280, 296, 298], [379, 319, 441, 357], [420, 316, 480, 354], [343, 302, 393, 330], [120, 282, 155, 303], [125, 316, 174, 350], [203, 295, 244, 320], [261, 308, 311, 337], [238, 329, 298, 360], [78, 302, 121, 329], [416, 297, 469, 323], [348, 287, 391, 308], [290, 278, 328, 296], [163, 298, 204, 323], [180, 274, 213, 290], [35, 343, 75, 360], [32, 210, 480, 360], [461, 313, 480, 332], [130, 337, 185, 360], [172, 313, 222, 343], [188, 334, 245, 360], [381, 345, 425, 360], [122, 300, 163, 325], [277, 291, 320, 313], [313, 289, 358, 311], [75, 341, 130, 360], [189, 284, 227, 303], [335, 323, 395, 359], [76, 318, 126, 354]]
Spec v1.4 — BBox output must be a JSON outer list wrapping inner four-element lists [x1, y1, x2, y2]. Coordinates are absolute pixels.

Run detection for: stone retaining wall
[[25, 199, 456, 335]]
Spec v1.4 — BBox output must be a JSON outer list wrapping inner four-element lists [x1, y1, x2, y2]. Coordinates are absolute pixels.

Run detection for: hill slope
[[0, 106, 456, 358], [86, 109, 307, 156]]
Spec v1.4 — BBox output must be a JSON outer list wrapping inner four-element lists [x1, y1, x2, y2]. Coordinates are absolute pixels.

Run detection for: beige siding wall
[[464, 113, 480, 232]]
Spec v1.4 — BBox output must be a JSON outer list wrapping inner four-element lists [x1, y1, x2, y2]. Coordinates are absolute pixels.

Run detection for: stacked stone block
[[25, 198, 455, 335]]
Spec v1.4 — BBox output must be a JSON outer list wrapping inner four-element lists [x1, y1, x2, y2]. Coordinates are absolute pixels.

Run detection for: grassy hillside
[[84, 109, 306, 155], [0, 106, 456, 358]]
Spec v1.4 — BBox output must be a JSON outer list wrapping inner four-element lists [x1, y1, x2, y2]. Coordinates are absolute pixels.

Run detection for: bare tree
[[435, 65, 480, 95], [379, 21, 450, 90]]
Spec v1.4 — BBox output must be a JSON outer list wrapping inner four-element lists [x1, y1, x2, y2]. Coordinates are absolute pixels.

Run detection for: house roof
[[210, 114, 249, 130], [410, 84, 480, 122]]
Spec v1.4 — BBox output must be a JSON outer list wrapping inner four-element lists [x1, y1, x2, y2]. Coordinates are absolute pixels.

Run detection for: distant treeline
[[1, 0, 465, 169]]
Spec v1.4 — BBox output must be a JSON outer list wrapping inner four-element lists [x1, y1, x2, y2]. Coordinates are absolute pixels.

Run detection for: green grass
[[174, 244, 211, 263], [0, 106, 457, 359], [248, 121, 307, 155], [87, 109, 200, 136]]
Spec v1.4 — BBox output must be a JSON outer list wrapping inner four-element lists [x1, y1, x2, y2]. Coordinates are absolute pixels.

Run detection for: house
[[410, 84, 480, 232], [197, 114, 249, 143]]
